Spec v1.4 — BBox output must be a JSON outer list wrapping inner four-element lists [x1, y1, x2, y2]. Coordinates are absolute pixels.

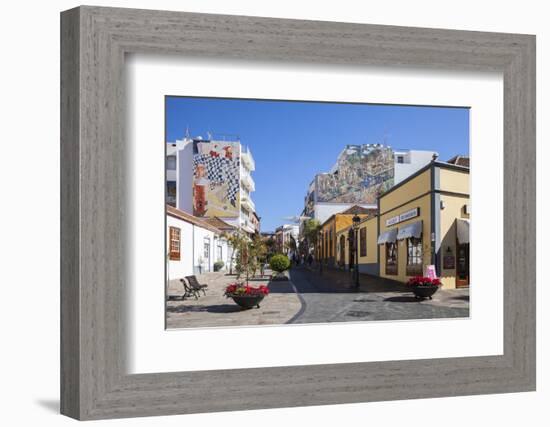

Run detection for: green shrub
[[213, 261, 225, 272], [269, 254, 290, 273]]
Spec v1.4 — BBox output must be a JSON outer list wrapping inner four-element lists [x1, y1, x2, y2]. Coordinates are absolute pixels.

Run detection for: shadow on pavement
[[291, 266, 409, 294], [384, 296, 420, 303], [167, 304, 243, 314]]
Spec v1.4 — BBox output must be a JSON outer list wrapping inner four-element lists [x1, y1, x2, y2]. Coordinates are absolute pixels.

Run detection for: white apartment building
[[166, 136, 258, 235], [393, 149, 439, 184]]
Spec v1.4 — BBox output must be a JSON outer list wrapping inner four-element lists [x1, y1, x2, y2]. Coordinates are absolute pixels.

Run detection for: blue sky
[[166, 97, 469, 232]]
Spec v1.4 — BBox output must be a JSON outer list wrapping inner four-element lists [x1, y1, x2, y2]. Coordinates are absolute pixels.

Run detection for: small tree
[[270, 253, 291, 273], [226, 231, 247, 275], [302, 218, 321, 253]]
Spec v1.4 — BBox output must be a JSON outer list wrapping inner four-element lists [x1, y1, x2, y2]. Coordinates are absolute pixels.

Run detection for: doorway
[[456, 242, 469, 287]]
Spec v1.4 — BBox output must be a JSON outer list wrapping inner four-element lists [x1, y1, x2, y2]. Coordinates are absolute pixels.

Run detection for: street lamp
[[319, 230, 323, 275], [352, 214, 361, 290]]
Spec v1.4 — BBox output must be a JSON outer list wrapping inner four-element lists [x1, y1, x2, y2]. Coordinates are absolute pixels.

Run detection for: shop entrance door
[[456, 242, 469, 287]]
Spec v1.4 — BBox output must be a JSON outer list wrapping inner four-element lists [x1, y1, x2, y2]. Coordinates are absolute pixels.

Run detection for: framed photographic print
[[61, 6, 536, 420]]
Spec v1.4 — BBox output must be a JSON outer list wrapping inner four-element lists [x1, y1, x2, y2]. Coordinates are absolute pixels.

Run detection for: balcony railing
[[240, 195, 255, 211], [240, 171, 255, 192], [241, 146, 256, 171]]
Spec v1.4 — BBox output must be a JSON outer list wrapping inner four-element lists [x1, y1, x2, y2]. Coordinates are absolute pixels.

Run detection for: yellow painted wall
[[321, 213, 370, 262], [438, 194, 470, 288], [379, 168, 431, 214], [336, 228, 349, 266], [379, 194, 432, 283], [320, 218, 335, 260], [357, 216, 378, 265], [439, 168, 469, 195]]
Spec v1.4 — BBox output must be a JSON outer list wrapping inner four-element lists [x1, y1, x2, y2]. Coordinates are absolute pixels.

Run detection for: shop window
[[406, 237, 423, 276], [359, 227, 367, 257], [385, 242, 398, 275], [169, 226, 180, 261]]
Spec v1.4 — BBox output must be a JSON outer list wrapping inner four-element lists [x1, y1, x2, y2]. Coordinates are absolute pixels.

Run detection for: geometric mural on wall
[[192, 141, 240, 218]]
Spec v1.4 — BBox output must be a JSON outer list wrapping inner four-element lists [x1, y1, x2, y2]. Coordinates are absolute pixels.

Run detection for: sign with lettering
[[385, 207, 420, 227], [386, 215, 400, 226], [399, 207, 419, 222]]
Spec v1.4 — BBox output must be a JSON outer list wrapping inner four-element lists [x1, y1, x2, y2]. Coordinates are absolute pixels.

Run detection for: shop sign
[[385, 207, 420, 227], [399, 207, 419, 222], [386, 215, 400, 226]]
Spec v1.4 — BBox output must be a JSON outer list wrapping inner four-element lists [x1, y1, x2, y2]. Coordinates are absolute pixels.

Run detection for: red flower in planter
[[406, 276, 442, 286], [224, 283, 270, 297]]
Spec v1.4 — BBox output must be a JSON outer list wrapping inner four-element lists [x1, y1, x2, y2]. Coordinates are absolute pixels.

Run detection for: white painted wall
[[167, 214, 234, 277], [175, 138, 194, 214], [166, 215, 194, 279], [394, 150, 437, 183]]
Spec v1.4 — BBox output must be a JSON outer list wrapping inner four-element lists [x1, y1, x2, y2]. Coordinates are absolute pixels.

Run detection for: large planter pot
[[270, 271, 289, 281], [411, 285, 440, 300], [230, 294, 265, 309]]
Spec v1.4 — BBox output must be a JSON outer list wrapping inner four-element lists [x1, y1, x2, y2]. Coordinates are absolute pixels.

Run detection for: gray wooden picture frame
[[60, 5, 536, 421]]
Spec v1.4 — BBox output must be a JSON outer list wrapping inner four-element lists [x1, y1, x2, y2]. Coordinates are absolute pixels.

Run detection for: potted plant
[[224, 283, 269, 309], [406, 276, 442, 300], [269, 253, 291, 281], [213, 260, 225, 272]]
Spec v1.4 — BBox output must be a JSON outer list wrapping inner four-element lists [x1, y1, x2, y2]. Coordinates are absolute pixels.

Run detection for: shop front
[[378, 162, 470, 289]]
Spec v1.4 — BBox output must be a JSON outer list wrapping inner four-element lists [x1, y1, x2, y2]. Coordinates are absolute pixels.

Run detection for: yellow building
[[336, 215, 379, 275], [317, 205, 375, 267], [378, 162, 470, 289]]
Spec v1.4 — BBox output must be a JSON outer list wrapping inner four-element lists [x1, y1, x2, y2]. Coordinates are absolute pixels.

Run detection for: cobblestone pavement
[[166, 266, 469, 329], [166, 270, 302, 329], [287, 266, 469, 324]]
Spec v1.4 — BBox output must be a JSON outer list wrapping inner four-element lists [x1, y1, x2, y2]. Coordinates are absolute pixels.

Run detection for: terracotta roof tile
[[166, 205, 222, 234]]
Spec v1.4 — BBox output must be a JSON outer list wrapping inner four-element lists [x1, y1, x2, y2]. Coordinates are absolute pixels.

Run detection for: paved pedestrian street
[[166, 267, 469, 329], [288, 267, 469, 324], [166, 270, 303, 329]]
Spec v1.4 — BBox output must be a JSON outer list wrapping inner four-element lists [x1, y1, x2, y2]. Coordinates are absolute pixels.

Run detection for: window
[[359, 227, 367, 257], [169, 226, 180, 261], [406, 237, 423, 276], [166, 181, 176, 207], [203, 238, 210, 260], [385, 242, 398, 275], [397, 155, 404, 164], [217, 245, 223, 261], [166, 155, 177, 170]]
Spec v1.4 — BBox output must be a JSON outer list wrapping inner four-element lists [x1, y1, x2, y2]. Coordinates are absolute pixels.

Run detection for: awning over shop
[[377, 228, 398, 244], [456, 218, 470, 244], [396, 220, 423, 240]]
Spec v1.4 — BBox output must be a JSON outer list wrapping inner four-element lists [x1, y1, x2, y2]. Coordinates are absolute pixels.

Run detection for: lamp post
[[319, 230, 323, 275], [352, 214, 361, 290]]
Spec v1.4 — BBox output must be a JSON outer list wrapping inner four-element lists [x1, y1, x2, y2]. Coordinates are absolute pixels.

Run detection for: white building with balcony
[[166, 136, 259, 235]]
